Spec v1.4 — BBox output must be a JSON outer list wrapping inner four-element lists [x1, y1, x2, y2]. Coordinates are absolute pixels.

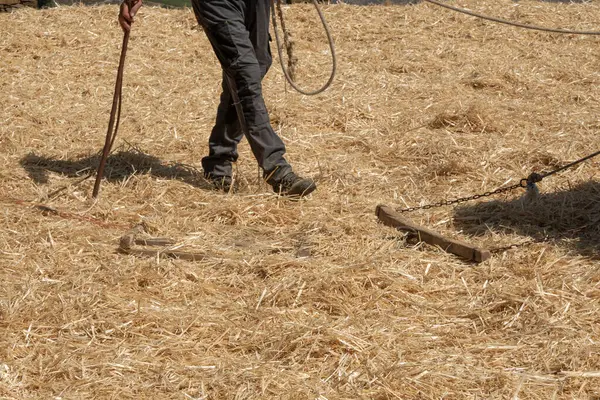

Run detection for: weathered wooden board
[[0, 0, 36, 11], [376, 204, 491, 263]]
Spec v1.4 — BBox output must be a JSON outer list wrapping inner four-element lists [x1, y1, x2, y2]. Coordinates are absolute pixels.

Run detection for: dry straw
[[1, 0, 600, 398]]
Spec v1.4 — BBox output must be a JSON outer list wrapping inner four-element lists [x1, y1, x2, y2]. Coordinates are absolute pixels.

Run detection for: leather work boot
[[205, 173, 234, 193], [268, 171, 317, 198]]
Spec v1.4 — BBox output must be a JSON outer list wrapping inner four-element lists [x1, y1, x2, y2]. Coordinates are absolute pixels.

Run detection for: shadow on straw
[[453, 180, 600, 257], [19, 146, 213, 190]]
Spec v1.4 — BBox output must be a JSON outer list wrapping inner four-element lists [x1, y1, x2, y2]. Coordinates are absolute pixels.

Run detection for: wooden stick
[[122, 247, 206, 262], [118, 224, 205, 261], [92, 21, 131, 199], [119, 224, 146, 250], [376, 204, 491, 263]]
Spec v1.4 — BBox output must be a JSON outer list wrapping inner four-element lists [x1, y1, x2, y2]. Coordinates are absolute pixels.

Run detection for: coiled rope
[[270, 0, 337, 95]]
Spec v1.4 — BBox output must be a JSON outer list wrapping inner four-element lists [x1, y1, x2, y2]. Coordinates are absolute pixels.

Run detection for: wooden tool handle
[[118, 224, 204, 261], [119, 224, 146, 250], [376, 204, 491, 263]]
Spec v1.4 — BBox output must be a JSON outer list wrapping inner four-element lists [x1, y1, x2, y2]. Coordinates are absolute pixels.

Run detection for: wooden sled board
[[376, 204, 491, 263]]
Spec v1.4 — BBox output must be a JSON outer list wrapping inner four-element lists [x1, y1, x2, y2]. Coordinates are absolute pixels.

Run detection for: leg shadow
[[20, 146, 212, 190], [453, 180, 600, 257]]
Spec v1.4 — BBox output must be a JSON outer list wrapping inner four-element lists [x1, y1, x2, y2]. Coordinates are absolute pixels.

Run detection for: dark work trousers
[[192, 0, 292, 181]]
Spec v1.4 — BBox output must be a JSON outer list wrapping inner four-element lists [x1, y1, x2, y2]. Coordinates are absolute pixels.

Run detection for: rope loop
[[270, 0, 337, 96]]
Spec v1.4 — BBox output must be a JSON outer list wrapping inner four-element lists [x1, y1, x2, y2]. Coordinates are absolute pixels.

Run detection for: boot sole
[[285, 181, 317, 198]]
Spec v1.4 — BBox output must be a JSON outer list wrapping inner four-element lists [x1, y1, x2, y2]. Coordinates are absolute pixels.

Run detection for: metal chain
[[489, 236, 551, 254], [393, 150, 599, 253], [395, 182, 524, 213], [396, 149, 600, 214]]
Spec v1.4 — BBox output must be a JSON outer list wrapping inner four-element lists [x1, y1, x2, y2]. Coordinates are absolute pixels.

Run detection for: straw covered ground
[[2, 0, 600, 398]]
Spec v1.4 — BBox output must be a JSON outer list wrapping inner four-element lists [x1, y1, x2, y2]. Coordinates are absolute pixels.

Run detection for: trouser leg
[[193, 0, 291, 181], [248, 0, 272, 78], [246, 0, 292, 180], [201, 74, 242, 178]]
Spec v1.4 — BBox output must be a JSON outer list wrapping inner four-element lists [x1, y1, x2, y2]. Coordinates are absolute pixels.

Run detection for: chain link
[[395, 182, 525, 213], [394, 149, 600, 214], [391, 151, 600, 256], [489, 237, 551, 254], [393, 176, 553, 254]]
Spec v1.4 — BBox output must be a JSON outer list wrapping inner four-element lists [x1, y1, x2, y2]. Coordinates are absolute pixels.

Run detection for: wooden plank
[[0, 0, 36, 7], [376, 204, 491, 263]]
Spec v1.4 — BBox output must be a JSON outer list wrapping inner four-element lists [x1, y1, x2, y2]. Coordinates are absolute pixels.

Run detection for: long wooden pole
[[92, 25, 130, 198]]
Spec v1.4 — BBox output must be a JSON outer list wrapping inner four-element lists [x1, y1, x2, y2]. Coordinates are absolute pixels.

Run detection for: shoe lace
[[279, 172, 298, 188]]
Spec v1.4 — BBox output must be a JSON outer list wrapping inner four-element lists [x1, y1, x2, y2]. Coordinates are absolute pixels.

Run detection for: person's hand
[[119, 0, 143, 33]]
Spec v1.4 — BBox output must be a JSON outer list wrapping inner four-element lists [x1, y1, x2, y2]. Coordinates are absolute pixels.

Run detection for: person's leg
[[200, 73, 242, 179], [192, 0, 290, 178], [248, 0, 272, 79], [247, 0, 293, 182], [192, 0, 316, 196]]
